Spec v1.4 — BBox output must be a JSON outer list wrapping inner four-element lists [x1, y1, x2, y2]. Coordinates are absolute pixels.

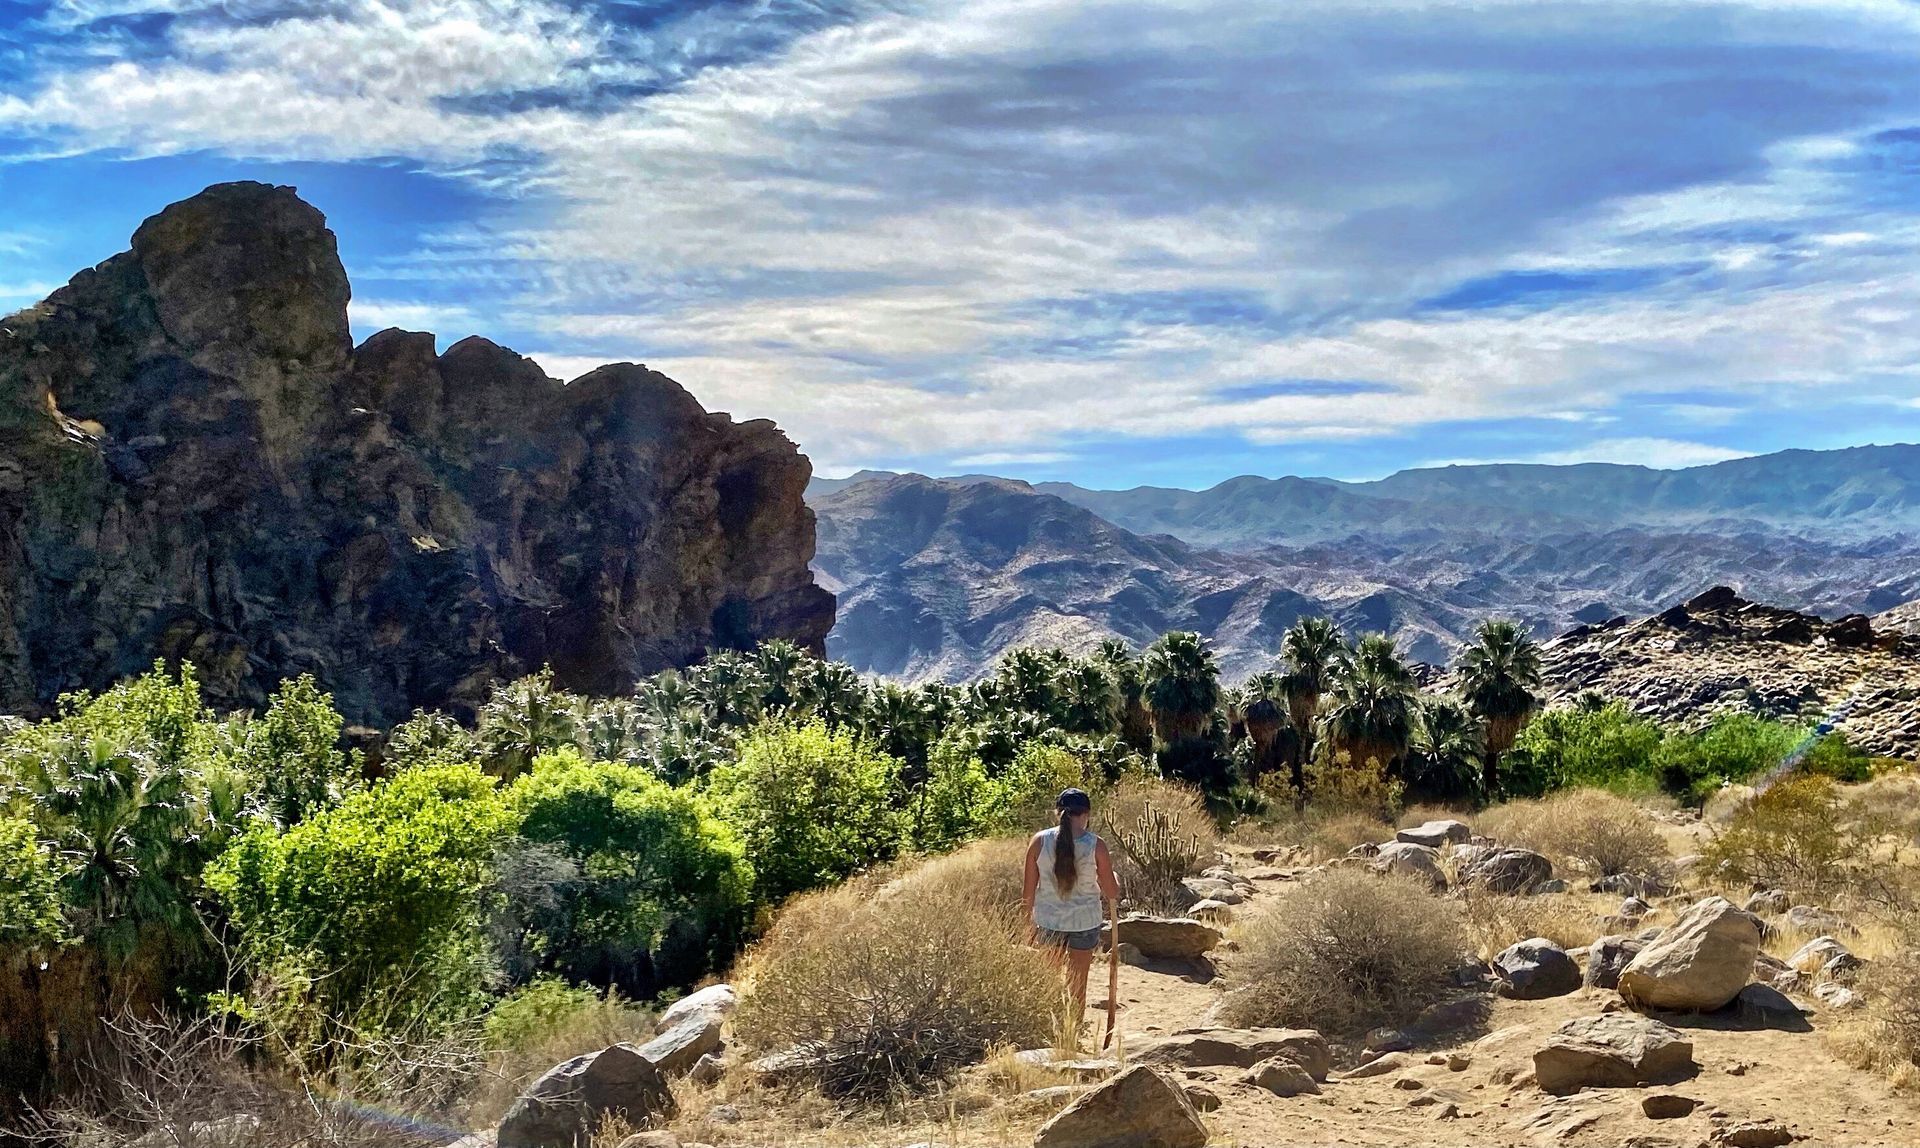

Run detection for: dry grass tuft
[[1457, 890, 1606, 961], [1303, 812, 1392, 861], [878, 836, 1031, 918], [1475, 788, 1671, 881], [1827, 912, 1920, 1094], [736, 877, 1064, 1102], [1220, 868, 1469, 1036]]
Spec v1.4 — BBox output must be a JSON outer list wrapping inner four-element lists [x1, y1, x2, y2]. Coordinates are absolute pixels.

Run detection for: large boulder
[[1533, 1014, 1695, 1095], [1494, 938, 1582, 1000], [1395, 819, 1471, 848], [1618, 896, 1761, 1010], [1031, 1065, 1208, 1148], [1370, 842, 1446, 890], [498, 1044, 677, 1148], [1134, 1028, 1332, 1080], [1583, 934, 1648, 990], [1101, 916, 1221, 960], [1458, 847, 1553, 894]]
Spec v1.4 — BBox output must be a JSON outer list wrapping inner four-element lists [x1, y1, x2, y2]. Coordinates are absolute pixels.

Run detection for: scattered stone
[[1583, 934, 1649, 990], [1391, 1076, 1424, 1091], [1535, 878, 1569, 894], [1785, 936, 1851, 977], [1100, 916, 1222, 960], [1753, 951, 1799, 991], [1347, 842, 1381, 859], [1734, 983, 1806, 1023], [1446, 1052, 1471, 1072], [1783, 905, 1855, 936], [1023, 1086, 1088, 1104], [1821, 951, 1868, 985], [1494, 937, 1582, 999], [1180, 1083, 1221, 1112], [1458, 847, 1553, 894], [636, 1011, 723, 1077], [1179, 877, 1244, 905], [1714, 1119, 1793, 1148], [1186, 898, 1233, 924], [1370, 841, 1447, 890], [688, 1052, 725, 1087], [1031, 1065, 1207, 1148], [1813, 983, 1860, 1010], [1336, 1052, 1412, 1080], [1396, 819, 1471, 848], [656, 984, 736, 1033], [615, 1134, 679, 1148], [1135, 1028, 1331, 1079], [1247, 1056, 1321, 1097], [1619, 896, 1652, 919], [498, 1044, 677, 1148], [706, 1104, 742, 1125], [1641, 1094, 1700, 1120], [1618, 896, 1761, 1011], [1743, 890, 1791, 916], [1013, 1050, 1118, 1080], [1532, 1014, 1695, 1095]]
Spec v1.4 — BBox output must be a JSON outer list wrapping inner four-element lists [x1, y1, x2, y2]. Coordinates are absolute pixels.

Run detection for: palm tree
[[1142, 631, 1227, 787], [996, 647, 1066, 723], [1094, 639, 1153, 753], [1280, 617, 1345, 799], [1351, 632, 1418, 689], [1407, 697, 1484, 802], [754, 639, 806, 712], [1321, 657, 1417, 776], [865, 683, 933, 770], [581, 697, 649, 765], [1459, 619, 1544, 795], [796, 660, 867, 730], [1057, 659, 1120, 735], [479, 669, 582, 778], [1237, 670, 1291, 782], [689, 652, 765, 730]]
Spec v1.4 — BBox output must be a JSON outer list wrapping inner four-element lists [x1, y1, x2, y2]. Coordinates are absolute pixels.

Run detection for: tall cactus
[[1117, 800, 1204, 909]]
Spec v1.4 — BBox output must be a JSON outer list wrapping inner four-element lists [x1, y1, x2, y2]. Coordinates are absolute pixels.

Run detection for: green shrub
[[383, 710, 481, 772], [228, 675, 355, 827], [1654, 712, 1800, 802], [908, 730, 1013, 853], [1504, 702, 1663, 796], [482, 977, 601, 1052], [1801, 733, 1873, 783], [208, 762, 517, 1033], [510, 750, 752, 991], [705, 722, 907, 902], [0, 816, 65, 949], [1700, 774, 1862, 898]]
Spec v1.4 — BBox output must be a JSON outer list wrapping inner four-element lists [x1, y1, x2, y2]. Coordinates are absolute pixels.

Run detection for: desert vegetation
[[1, 613, 1912, 1143]]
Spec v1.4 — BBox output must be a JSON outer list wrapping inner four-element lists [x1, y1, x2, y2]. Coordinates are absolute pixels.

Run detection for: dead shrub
[[876, 836, 1030, 918], [1701, 775, 1880, 901], [736, 880, 1063, 1102], [1306, 756, 1403, 821], [25, 1012, 447, 1148], [1219, 869, 1469, 1036], [1829, 912, 1920, 1092], [1457, 891, 1603, 961], [1477, 789, 1670, 880], [1303, 812, 1392, 861]]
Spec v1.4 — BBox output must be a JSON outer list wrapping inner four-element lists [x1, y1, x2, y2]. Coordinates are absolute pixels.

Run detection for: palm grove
[[0, 615, 1869, 1118]]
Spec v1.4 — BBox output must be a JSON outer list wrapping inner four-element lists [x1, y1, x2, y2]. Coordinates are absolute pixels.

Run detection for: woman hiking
[[1022, 787, 1120, 1011]]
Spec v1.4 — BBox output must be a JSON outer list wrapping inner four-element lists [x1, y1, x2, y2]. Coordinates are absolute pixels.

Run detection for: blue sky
[[5, 0, 1920, 487]]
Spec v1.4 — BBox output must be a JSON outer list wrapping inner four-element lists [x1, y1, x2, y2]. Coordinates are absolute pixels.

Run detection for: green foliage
[[1700, 774, 1863, 898], [1405, 698, 1483, 803], [208, 763, 517, 1030], [1801, 732, 1873, 783], [0, 815, 66, 949], [478, 670, 582, 780], [384, 709, 480, 771], [481, 976, 600, 1052], [510, 750, 752, 991], [1653, 711, 1800, 802], [229, 675, 354, 827], [1459, 619, 1544, 792], [705, 722, 907, 902], [909, 730, 1013, 853], [1505, 701, 1664, 797]]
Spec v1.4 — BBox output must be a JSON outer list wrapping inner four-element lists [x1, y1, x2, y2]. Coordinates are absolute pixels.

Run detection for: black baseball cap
[[1056, 787, 1091, 811]]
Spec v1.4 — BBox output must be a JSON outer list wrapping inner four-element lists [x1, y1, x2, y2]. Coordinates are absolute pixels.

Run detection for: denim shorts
[[1036, 926, 1102, 951]]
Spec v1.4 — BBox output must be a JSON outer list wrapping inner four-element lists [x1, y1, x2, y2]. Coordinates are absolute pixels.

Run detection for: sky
[[4, 0, 1920, 488]]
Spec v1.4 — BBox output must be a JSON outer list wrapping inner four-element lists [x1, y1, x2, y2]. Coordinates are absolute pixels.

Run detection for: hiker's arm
[[1094, 839, 1120, 901], [1022, 834, 1042, 921]]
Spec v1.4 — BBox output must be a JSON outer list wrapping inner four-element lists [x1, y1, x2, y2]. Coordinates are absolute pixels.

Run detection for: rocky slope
[[1534, 587, 1920, 758], [0, 182, 831, 726], [812, 473, 1920, 681]]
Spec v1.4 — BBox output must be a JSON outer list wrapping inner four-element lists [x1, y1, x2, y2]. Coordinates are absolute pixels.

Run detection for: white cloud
[[949, 450, 1079, 467], [9, 0, 1920, 472], [1526, 438, 1756, 469]]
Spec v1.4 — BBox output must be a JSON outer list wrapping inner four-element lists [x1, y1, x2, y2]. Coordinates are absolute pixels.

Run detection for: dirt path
[[680, 847, 1918, 1148]]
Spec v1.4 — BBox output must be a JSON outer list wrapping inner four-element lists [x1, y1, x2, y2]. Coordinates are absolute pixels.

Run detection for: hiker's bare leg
[[1066, 945, 1094, 1006]]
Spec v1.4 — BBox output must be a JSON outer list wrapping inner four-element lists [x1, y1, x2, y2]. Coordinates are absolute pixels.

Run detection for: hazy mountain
[[811, 468, 1920, 681]]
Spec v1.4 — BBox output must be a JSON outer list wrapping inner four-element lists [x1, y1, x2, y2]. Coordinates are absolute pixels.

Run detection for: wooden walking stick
[[1101, 898, 1121, 1054]]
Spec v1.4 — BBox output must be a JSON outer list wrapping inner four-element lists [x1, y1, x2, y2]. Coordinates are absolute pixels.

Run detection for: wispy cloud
[[5, 0, 1920, 482]]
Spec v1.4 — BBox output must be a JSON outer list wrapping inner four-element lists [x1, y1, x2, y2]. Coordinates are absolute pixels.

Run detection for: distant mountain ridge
[[809, 456, 1920, 681], [813, 443, 1920, 550]]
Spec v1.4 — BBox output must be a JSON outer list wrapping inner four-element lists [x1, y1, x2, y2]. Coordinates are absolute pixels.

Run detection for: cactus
[[1116, 799, 1205, 909]]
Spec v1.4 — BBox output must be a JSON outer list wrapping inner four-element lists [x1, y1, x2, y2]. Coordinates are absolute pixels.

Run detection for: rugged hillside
[[812, 474, 1920, 680], [1533, 587, 1920, 758], [0, 182, 831, 725]]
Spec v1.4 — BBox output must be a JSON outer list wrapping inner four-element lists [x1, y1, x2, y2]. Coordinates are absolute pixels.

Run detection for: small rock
[[707, 1104, 742, 1124], [1247, 1056, 1321, 1097], [1785, 936, 1851, 977], [615, 1134, 679, 1148], [1743, 890, 1790, 916], [1734, 983, 1806, 1023], [1783, 905, 1855, 936], [1391, 1076, 1424, 1091], [1186, 898, 1233, 924], [1180, 1082, 1221, 1112], [1371, 841, 1447, 890], [1494, 937, 1582, 999], [1136, 1028, 1331, 1079], [1458, 847, 1553, 893], [1583, 934, 1648, 990], [1715, 1119, 1793, 1148], [1336, 1052, 1412, 1080], [1619, 896, 1652, 919], [688, 1052, 725, 1087], [498, 1044, 677, 1148], [1534, 878, 1569, 894], [636, 1011, 723, 1077], [656, 984, 736, 1033], [1446, 1052, 1471, 1072], [1641, 1093, 1699, 1120], [1395, 819, 1471, 848], [1533, 1014, 1695, 1095], [1813, 982, 1860, 1010], [1032, 1065, 1208, 1148]]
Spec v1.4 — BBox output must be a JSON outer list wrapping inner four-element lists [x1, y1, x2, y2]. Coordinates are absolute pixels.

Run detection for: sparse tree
[[1459, 619, 1544, 795]]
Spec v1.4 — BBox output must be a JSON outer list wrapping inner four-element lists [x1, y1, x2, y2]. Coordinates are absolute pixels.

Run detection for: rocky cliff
[[0, 182, 832, 725], [1537, 587, 1920, 758]]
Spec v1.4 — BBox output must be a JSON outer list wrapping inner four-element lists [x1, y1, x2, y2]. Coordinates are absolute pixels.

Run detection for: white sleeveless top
[[1033, 827, 1103, 932]]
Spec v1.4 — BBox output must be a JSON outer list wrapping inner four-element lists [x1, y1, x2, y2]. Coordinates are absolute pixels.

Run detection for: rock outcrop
[[0, 183, 832, 725], [1537, 587, 1920, 758]]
